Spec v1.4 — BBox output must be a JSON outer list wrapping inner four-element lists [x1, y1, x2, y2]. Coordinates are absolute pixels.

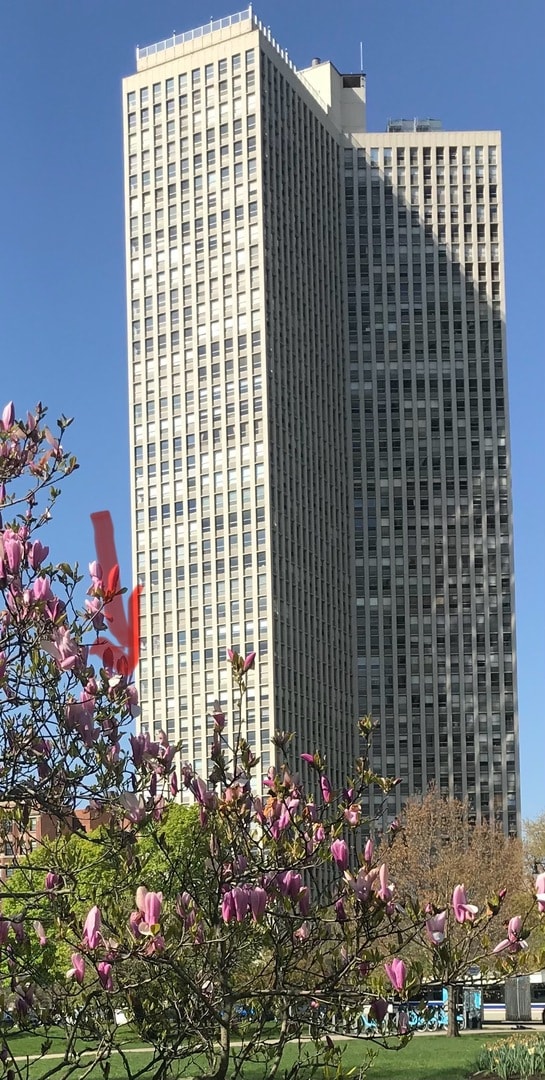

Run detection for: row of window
[[129, 139, 258, 180], [127, 50, 256, 112], [131, 71, 257, 122], [129, 93, 258, 134], [130, 201, 258, 241], [346, 145, 497, 167]]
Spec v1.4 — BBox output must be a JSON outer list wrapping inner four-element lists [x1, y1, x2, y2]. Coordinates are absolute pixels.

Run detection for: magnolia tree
[[0, 401, 543, 1079]]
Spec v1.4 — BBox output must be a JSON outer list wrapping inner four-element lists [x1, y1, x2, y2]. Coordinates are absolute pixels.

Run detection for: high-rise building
[[341, 122, 519, 836], [123, 7, 520, 834]]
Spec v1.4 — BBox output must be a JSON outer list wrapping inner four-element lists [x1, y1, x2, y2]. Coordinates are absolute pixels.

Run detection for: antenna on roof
[[360, 41, 364, 72]]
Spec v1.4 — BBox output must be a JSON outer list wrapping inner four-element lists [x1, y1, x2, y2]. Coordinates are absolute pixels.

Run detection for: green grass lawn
[[7, 1027, 145, 1056], [339, 1033, 496, 1078], [5, 1030, 514, 1079], [265, 1034, 506, 1080], [9, 1054, 154, 1080], [6, 1028, 152, 1079]]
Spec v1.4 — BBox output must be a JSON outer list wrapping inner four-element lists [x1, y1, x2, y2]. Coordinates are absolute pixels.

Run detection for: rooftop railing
[[137, 6, 254, 61], [387, 118, 443, 133]]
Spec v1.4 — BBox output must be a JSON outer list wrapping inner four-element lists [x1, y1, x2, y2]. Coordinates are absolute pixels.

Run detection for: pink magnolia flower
[[143, 891, 162, 928], [191, 776, 217, 825], [282, 871, 302, 900], [85, 596, 107, 631], [65, 692, 99, 748], [119, 792, 146, 824], [2, 531, 24, 574], [12, 918, 25, 943], [88, 560, 103, 589], [129, 910, 143, 937], [344, 804, 361, 826], [42, 625, 86, 673], [536, 873, 545, 914], [276, 797, 299, 832], [221, 891, 235, 923], [176, 892, 197, 931], [45, 872, 61, 892], [298, 886, 310, 916], [125, 683, 140, 718], [31, 575, 54, 603], [144, 934, 165, 955], [249, 887, 267, 922], [493, 915, 528, 955], [364, 838, 374, 864], [67, 953, 85, 984], [180, 761, 194, 787], [377, 863, 393, 903], [27, 540, 49, 570], [130, 733, 147, 768], [507, 915, 523, 941], [33, 921, 47, 946], [191, 776, 216, 809], [345, 865, 379, 903], [320, 775, 332, 804], [135, 886, 148, 913], [369, 997, 389, 1023], [452, 884, 478, 924], [227, 647, 256, 672], [82, 905, 101, 949], [300, 752, 315, 766], [210, 700, 226, 731], [1, 401, 14, 429], [14, 985, 33, 1019], [97, 962, 114, 991], [331, 838, 349, 871], [294, 920, 310, 943], [232, 887, 249, 922], [384, 957, 407, 993], [425, 910, 447, 945]]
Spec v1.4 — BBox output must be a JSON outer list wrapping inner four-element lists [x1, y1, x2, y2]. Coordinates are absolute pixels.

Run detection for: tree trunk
[[265, 1014, 291, 1080], [447, 985, 460, 1037], [188, 1016, 231, 1080], [209, 1016, 231, 1080]]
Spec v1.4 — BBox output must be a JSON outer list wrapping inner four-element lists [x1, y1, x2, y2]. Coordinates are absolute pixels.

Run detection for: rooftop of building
[[137, 6, 282, 64], [135, 6, 363, 84]]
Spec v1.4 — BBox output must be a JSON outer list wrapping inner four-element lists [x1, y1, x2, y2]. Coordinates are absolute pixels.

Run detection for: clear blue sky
[[0, 1, 543, 820]]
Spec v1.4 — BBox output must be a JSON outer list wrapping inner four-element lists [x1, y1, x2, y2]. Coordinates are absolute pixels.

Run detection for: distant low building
[[0, 806, 110, 881]]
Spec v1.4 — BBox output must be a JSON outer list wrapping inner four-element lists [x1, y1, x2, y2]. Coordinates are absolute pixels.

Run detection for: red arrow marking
[[88, 511, 142, 676]]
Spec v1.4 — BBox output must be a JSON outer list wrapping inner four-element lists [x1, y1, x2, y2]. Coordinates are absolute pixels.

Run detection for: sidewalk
[[415, 1021, 545, 1035]]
